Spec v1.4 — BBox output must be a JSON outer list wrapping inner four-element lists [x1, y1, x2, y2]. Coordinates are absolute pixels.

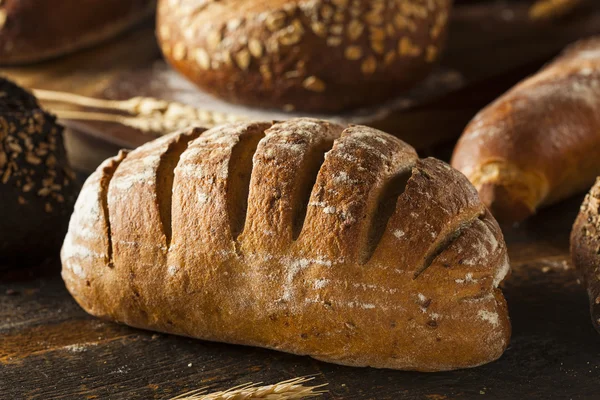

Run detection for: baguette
[[571, 177, 600, 334], [62, 118, 511, 371], [451, 37, 600, 223], [157, 0, 452, 112]]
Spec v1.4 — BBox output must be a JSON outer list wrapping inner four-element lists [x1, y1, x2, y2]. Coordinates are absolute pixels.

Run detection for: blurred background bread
[[0, 0, 156, 65], [157, 0, 453, 112], [571, 177, 600, 334], [451, 36, 600, 224], [0, 77, 78, 267]]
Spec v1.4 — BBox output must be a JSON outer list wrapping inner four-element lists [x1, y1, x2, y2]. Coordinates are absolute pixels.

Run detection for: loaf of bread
[[157, 0, 452, 112], [0, 0, 156, 65], [62, 118, 510, 371], [451, 37, 600, 223], [0, 77, 78, 266], [571, 177, 600, 334]]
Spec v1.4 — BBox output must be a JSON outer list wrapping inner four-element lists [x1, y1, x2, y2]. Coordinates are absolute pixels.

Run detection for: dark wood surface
[[3, 1, 600, 399]]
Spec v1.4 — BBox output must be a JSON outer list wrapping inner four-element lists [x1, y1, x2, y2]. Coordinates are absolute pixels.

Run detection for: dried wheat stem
[[529, 0, 581, 21], [52, 110, 133, 124], [33, 88, 250, 134], [171, 377, 327, 400], [34, 89, 181, 116], [52, 109, 211, 134], [33, 89, 131, 112]]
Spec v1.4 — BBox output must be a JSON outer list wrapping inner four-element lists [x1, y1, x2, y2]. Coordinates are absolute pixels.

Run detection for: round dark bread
[[0, 0, 156, 65], [0, 77, 78, 267], [571, 177, 600, 334], [157, 0, 452, 112]]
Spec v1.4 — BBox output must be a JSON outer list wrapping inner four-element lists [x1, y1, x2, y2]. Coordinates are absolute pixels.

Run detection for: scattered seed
[[266, 11, 286, 31], [371, 40, 385, 54], [327, 37, 342, 46], [399, 37, 422, 56], [248, 39, 263, 58], [384, 50, 396, 65], [303, 76, 326, 92], [206, 30, 222, 49], [361, 56, 377, 74], [345, 46, 363, 60], [426, 45, 438, 62], [347, 20, 364, 41], [194, 49, 210, 70], [25, 154, 42, 165], [311, 22, 327, 37], [330, 24, 344, 36], [172, 42, 187, 61], [234, 49, 251, 70]]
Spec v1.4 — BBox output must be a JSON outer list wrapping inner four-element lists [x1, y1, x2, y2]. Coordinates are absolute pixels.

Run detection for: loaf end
[[467, 162, 548, 224]]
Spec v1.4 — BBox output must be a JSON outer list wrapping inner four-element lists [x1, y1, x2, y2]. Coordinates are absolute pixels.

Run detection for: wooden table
[[3, 194, 598, 399], [2, 1, 600, 399]]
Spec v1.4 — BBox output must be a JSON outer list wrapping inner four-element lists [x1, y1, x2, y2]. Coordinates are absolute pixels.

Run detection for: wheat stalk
[[33, 89, 250, 134], [170, 377, 327, 400]]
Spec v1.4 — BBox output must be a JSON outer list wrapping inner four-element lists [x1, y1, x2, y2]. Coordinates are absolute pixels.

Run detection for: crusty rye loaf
[[62, 118, 510, 371], [157, 0, 452, 112], [0, 77, 78, 266], [571, 177, 600, 334], [0, 0, 156, 65], [451, 36, 600, 223]]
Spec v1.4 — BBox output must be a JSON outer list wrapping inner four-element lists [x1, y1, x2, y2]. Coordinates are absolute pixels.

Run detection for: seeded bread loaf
[[571, 177, 600, 334], [451, 37, 600, 223], [0, 0, 156, 65], [0, 77, 78, 266], [157, 0, 452, 112], [62, 118, 510, 371]]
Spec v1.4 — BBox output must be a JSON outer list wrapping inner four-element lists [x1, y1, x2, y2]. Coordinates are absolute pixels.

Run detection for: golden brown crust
[[157, 0, 452, 112], [62, 118, 510, 371], [571, 177, 600, 334], [0, 0, 156, 65], [451, 36, 600, 224]]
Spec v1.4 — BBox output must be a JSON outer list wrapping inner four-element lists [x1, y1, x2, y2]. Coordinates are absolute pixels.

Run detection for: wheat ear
[[170, 377, 327, 400], [33, 89, 250, 134]]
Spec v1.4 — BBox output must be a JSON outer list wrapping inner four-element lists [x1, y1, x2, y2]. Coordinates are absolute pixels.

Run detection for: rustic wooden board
[[2, 186, 599, 400]]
